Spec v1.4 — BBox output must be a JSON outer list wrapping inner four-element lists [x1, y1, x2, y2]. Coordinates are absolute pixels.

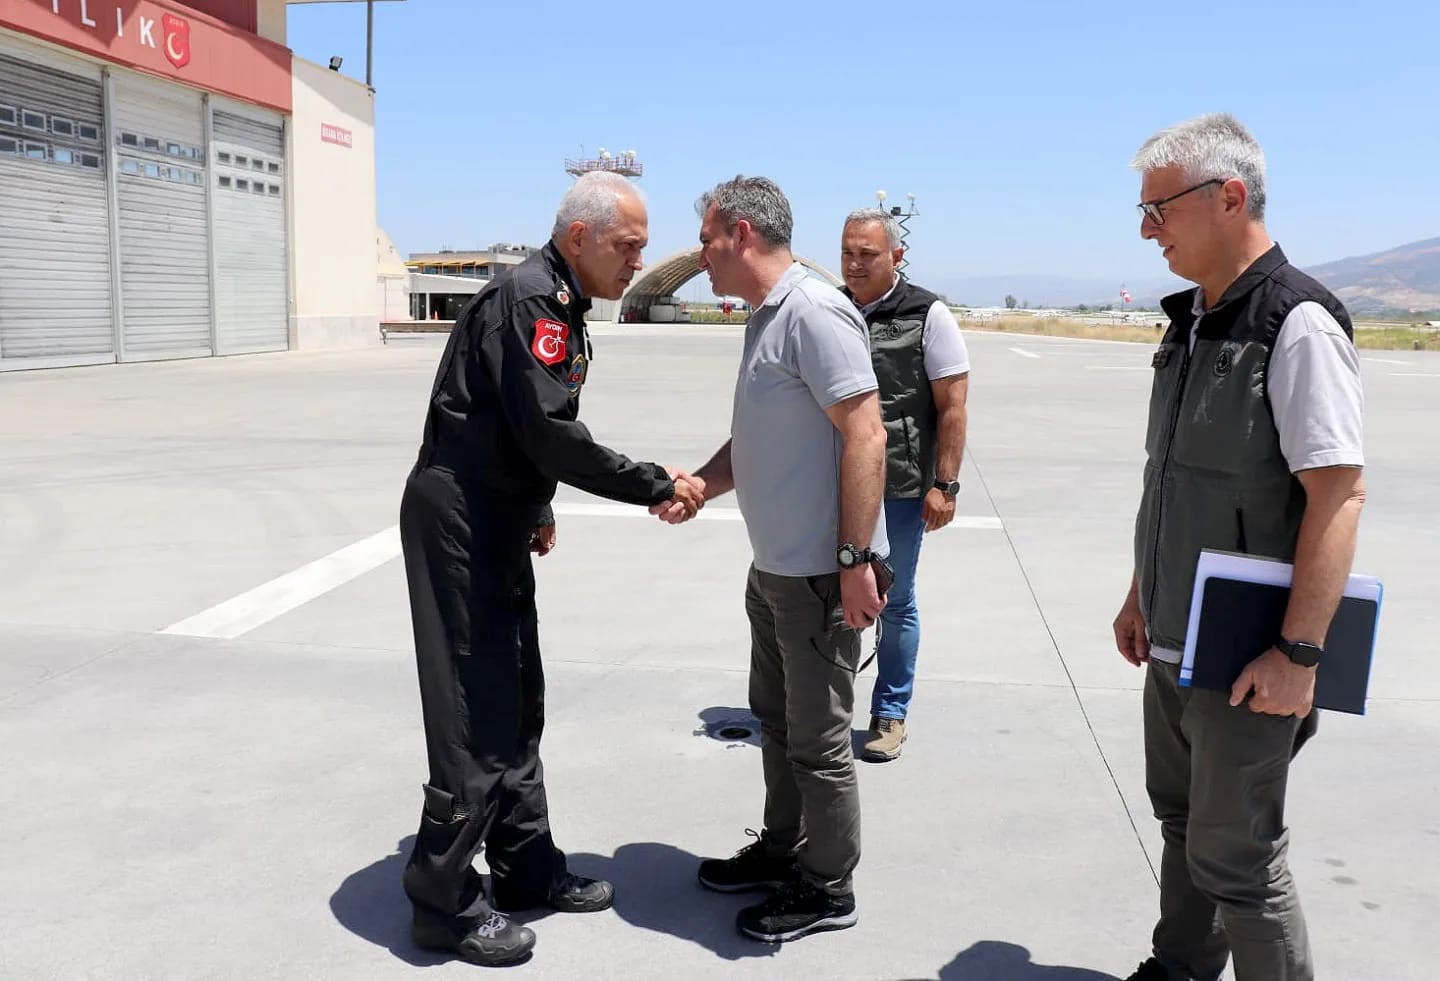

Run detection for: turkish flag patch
[[531, 318, 569, 365]]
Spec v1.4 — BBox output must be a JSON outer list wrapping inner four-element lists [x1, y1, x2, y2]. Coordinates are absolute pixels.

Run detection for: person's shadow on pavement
[[331, 837, 775, 965], [566, 843, 776, 962], [329, 836, 448, 967], [929, 940, 1123, 980]]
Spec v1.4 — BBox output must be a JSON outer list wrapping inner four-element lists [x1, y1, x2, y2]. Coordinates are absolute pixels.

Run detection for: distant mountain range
[[1306, 237, 1440, 313], [931, 236, 1440, 313]]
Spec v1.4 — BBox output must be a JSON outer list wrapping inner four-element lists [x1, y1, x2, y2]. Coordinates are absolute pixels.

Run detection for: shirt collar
[[757, 262, 809, 309], [858, 275, 901, 316], [544, 241, 586, 301]]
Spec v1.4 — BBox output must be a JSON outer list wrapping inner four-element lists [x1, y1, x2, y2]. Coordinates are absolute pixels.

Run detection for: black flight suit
[[399, 242, 674, 926]]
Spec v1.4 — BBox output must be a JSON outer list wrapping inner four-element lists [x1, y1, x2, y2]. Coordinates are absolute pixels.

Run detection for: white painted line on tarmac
[[1390, 372, 1440, 378], [1009, 347, 1041, 359], [161, 526, 401, 639], [554, 502, 1002, 529], [161, 505, 1004, 640], [1086, 365, 1152, 371], [552, 502, 743, 521], [1366, 358, 1409, 365], [943, 516, 1005, 529]]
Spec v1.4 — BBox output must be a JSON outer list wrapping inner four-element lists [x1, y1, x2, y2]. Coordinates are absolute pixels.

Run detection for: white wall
[[256, 0, 287, 45], [289, 55, 379, 348]]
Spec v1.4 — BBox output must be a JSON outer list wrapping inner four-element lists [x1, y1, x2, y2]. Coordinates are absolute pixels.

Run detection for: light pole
[[366, 0, 374, 87]]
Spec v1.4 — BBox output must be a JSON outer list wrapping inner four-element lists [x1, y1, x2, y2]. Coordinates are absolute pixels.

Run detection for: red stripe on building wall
[[2, 0, 289, 113]]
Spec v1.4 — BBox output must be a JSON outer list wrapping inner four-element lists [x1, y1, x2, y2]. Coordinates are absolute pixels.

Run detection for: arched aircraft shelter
[[619, 247, 842, 322]]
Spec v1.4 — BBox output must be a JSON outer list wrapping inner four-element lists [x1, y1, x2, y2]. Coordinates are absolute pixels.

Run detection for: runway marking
[[160, 504, 1004, 639], [1009, 347, 1041, 359], [161, 526, 401, 639], [1365, 358, 1409, 365], [1389, 372, 1440, 378], [551, 503, 1002, 530], [553, 502, 742, 521]]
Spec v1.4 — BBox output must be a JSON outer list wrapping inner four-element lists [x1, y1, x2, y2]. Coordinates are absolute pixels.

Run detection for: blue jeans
[[870, 497, 926, 721]]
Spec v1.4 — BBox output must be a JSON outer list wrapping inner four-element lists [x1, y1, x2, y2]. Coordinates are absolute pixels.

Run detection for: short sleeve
[[1267, 301, 1365, 471], [789, 296, 879, 407], [921, 300, 971, 380]]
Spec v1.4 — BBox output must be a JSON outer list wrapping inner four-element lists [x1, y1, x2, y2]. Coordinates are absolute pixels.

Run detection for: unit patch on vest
[[531, 319, 569, 366], [556, 285, 571, 306], [1213, 346, 1235, 378], [565, 354, 589, 397]]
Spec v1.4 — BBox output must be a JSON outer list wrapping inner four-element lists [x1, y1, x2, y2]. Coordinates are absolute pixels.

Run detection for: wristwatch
[[1276, 637, 1323, 667], [933, 478, 960, 498], [837, 543, 874, 569]]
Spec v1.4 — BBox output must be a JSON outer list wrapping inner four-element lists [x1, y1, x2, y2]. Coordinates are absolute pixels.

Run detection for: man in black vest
[[1115, 114, 1365, 981], [840, 209, 970, 761]]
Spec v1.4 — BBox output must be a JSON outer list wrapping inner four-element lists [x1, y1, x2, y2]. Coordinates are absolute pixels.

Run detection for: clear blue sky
[[289, 0, 1438, 298]]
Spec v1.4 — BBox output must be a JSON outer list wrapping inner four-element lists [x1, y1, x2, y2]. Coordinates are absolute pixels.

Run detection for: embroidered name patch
[[531, 319, 569, 366]]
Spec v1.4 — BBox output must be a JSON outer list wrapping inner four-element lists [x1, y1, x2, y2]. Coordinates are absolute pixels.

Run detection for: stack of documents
[[1180, 550, 1383, 715]]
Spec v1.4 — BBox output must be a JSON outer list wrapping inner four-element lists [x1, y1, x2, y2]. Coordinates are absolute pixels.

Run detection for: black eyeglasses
[[1137, 179, 1223, 225]]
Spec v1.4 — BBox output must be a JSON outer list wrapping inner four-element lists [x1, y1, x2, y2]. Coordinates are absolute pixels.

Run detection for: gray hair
[[552, 171, 643, 239], [1130, 113, 1267, 220], [844, 208, 902, 250], [695, 175, 793, 248]]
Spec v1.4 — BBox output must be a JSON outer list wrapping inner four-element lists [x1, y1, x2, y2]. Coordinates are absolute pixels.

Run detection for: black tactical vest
[[1135, 245, 1354, 650], [849, 277, 944, 499]]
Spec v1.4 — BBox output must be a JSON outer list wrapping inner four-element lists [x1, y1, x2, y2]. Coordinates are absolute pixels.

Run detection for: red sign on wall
[[2, 0, 291, 113], [320, 123, 353, 148]]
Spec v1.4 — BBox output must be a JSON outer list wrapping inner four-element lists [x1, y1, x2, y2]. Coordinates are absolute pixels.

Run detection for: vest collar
[[1160, 243, 1288, 327], [848, 274, 920, 324]]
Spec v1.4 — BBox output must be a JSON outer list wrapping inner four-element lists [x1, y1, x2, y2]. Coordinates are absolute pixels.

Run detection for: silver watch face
[[837, 546, 858, 568]]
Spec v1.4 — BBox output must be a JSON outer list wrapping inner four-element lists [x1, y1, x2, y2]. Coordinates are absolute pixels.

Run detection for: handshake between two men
[[653, 468, 709, 524], [646, 452, 888, 632]]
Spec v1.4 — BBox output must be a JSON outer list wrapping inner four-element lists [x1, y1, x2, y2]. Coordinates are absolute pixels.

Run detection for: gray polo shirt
[[731, 263, 888, 576]]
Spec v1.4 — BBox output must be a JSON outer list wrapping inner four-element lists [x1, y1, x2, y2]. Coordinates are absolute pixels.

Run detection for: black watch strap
[[933, 478, 960, 496], [1276, 637, 1323, 667]]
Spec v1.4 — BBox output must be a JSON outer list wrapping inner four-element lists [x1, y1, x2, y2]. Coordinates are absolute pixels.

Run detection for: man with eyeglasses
[[1114, 114, 1365, 981]]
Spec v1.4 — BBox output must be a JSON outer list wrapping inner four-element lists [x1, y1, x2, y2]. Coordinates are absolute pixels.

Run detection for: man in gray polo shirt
[[652, 175, 888, 943]]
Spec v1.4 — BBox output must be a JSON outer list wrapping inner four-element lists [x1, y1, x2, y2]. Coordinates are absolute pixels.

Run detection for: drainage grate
[[696, 711, 761, 745]]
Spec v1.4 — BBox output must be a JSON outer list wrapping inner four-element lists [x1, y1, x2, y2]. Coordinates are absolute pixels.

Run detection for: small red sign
[[161, 14, 191, 69], [531, 319, 569, 366], [321, 124, 354, 148]]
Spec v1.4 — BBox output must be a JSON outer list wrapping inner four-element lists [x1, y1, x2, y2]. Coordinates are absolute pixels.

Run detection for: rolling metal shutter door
[[0, 44, 112, 369], [212, 108, 288, 354], [111, 72, 212, 360]]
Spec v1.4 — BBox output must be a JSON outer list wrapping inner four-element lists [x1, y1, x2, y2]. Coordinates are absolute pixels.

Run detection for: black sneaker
[[735, 879, 857, 942], [411, 910, 536, 967], [697, 829, 798, 893], [492, 872, 615, 914], [1124, 957, 1174, 981]]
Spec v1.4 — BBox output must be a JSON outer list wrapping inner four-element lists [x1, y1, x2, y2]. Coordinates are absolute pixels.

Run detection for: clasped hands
[[650, 468, 707, 524]]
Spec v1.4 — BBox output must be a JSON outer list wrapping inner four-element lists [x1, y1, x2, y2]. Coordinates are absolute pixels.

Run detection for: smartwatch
[[837, 543, 873, 569], [933, 478, 960, 498], [1276, 637, 1323, 667]]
